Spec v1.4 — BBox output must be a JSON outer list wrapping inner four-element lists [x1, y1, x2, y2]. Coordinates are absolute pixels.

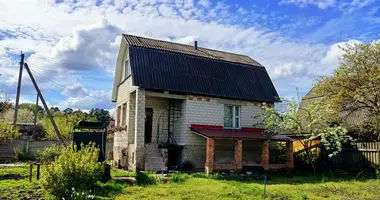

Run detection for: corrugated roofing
[[190, 124, 292, 141], [129, 46, 279, 102], [123, 34, 263, 67]]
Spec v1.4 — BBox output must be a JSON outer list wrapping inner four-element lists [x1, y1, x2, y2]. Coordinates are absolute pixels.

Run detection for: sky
[[0, 0, 379, 115]]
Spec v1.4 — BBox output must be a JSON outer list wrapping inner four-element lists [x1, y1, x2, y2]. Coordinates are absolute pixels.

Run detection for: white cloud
[[320, 40, 361, 71], [62, 83, 88, 97], [0, 0, 370, 108], [280, 0, 336, 9], [198, 0, 211, 8], [57, 90, 112, 110]]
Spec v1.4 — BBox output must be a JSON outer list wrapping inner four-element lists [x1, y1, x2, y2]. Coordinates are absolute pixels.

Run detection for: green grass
[[0, 167, 45, 200], [0, 166, 128, 200], [115, 175, 380, 200], [2, 167, 380, 200], [111, 169, 136, 177]]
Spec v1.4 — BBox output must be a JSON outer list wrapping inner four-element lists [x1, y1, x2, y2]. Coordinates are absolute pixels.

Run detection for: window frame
[[224, 105, 241, 129], [124, 58, 131, 79]]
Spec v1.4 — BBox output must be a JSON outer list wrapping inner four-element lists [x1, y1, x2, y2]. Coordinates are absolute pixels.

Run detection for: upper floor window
[[125, 59, 131, 79], [224, 105, 240, 128]]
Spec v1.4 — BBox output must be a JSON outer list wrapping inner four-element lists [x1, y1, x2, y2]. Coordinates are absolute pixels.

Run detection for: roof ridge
[[122, 34, 257, 62]]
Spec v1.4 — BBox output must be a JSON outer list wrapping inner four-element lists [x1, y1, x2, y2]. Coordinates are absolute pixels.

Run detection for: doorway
[[145, 108, 153, 143]]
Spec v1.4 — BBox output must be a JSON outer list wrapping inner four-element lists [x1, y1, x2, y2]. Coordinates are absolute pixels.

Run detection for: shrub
[[136, 171, 157, 186], [41, 143, 105, 198], [36, 144, 64, 162], [171, 172, 190, 183], [294, 150, 320, 171], [14, 141, 35, 161], [0, 120, 20, 141], [372, 164, 380, 179]]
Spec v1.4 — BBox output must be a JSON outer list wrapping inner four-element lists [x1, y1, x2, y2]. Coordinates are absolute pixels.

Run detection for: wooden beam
[[24, 63, 66, 146]]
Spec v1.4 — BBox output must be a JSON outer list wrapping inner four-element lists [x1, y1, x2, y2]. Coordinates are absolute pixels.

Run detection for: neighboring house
[[300, 87, 369, 130], [112, 34, 294, 172]]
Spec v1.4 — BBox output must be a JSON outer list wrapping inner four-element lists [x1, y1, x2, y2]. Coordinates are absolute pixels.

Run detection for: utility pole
[[13, 53, 25, 125], [33, 94, 39, 136], [24, 63, 66, 146]]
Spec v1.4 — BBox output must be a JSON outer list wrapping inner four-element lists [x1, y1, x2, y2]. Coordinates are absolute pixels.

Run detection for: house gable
[[112, 34, 279, 103]]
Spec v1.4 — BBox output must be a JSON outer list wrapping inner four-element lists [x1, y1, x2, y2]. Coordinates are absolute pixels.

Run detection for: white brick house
[[112, 34, 294, 172]]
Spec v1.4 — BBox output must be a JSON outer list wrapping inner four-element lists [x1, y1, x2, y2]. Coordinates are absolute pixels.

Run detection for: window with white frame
[[224, 105, 240, 128], [125, 59, 131, 79]]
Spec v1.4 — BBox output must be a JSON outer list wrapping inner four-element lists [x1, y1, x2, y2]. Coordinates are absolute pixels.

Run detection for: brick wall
[[177, 95, 266, 170], [113, 76, 137, 166]]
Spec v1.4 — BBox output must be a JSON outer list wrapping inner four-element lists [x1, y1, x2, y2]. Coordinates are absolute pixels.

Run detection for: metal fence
[[327, 142, 380, 169]]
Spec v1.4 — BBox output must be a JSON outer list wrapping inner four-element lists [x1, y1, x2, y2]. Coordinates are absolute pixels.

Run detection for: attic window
[[125, 59, 131, 78]]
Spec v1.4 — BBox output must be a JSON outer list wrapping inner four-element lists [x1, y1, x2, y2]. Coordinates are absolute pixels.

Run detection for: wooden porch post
[[235, 140, 243, 170], [286, 141, 294, 168], [261, 141, 269, 169], [205, 138, 215, 174]]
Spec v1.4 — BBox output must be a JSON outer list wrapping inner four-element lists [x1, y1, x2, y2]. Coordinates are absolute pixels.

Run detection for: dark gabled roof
[[123, 34, 263, 67], [129, 45, 279, 102]]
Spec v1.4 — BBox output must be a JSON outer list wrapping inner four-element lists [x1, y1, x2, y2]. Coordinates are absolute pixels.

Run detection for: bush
[[294, 150, 320, 171], [171, 172, 190, 183], [136, 171, 157, 186], [14, 142, 35, 161], [0, 120, 20, 141], [372, 164, 380, 179], [36, 144, 64, 162], [41, 143, 105, 198]]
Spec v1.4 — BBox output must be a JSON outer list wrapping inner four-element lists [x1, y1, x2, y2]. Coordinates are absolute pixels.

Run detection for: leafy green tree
[[260, 100, 352, 172], [63, 108, 73, 115], [39, 110, 93, 140], [19, 103, 43, 113], [316, 41, 380, 140], [89, 108, 112, 126]]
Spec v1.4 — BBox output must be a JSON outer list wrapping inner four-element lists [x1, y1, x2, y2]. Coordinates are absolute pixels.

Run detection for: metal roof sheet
[[190, 124, 293, 141], [123, 34, 263, 67], [129, 46, 279, 102]]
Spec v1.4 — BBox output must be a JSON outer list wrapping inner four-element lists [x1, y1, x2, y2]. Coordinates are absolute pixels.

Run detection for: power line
[[29, 67, 108, 101]]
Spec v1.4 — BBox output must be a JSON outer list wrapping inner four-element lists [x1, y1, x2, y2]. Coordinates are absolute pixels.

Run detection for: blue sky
[[0, 0, 379, 115]]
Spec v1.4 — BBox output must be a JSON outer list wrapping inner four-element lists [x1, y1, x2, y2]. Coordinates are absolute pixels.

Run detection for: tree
[[260, 99, 353, 172], [39, 111, 90, 140], [89, 108, 112, 126], [0, 101, 13, 113], [316, 41, 380, 140], [19, 103, 43, 113], [63, 108, 73, 115], [1, 109, 34, 123]]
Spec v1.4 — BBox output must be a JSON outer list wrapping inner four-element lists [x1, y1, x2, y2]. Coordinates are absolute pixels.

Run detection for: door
[[145, 108, 153, 143]]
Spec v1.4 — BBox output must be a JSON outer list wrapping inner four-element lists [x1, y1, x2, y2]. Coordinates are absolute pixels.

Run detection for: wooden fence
[[327, 142, 380, 169]]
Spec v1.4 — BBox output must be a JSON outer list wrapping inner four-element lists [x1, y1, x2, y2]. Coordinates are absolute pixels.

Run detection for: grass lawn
[[0, 167, 45, 199], [0, 167, 129, 199], [116, 174, 380, 200], [1, 167, 380, 200]]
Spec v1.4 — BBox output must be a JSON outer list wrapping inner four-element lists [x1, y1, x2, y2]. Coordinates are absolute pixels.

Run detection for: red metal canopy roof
[[190, 124, 292, 141]]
